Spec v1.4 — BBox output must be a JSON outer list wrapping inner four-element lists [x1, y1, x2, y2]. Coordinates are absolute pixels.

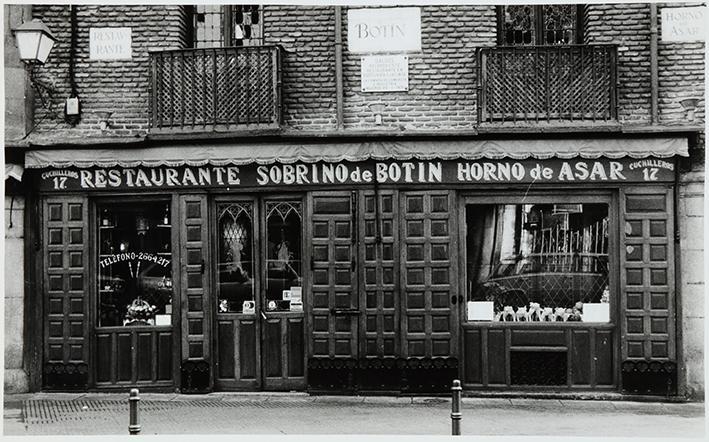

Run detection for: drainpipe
[[650, 4, 659, 124], [334, 6, 344, 131]]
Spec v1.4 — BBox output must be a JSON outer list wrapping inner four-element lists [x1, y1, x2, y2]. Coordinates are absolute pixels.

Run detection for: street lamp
[[13, 18, 56, 65], [12, 18, 59, 122]]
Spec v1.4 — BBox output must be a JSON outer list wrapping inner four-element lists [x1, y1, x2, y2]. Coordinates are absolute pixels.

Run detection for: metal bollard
[[128, 388, 141, 435], [451, 379, 462, 435]]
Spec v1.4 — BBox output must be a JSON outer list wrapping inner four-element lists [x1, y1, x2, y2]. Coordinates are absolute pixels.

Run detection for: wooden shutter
[[309, 191, 358, 358], [43, 196, 90, 387], [400, 191, 459, 358], [179, 195, 212, 369], [620, 186, 676, 361], [359, 189, 400, 357]]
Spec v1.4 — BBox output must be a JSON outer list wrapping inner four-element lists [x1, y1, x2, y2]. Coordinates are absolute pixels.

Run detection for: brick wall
[[24, 4, 706, 137], [657, 2, 705, 125], [31, 5, 188, 140], [340, 5, 495, 131], [586, 3, 652, 124], [263, 6, 337, 131]]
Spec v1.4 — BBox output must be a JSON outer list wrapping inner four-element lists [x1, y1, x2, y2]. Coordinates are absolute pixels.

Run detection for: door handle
[[260, 311, 267, 320]]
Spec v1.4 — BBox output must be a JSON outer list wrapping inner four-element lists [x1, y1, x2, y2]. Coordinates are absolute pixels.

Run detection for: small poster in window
[[282, 290, 292, 301], [243, 300, 256, 314], [290, 286, 302, 303]]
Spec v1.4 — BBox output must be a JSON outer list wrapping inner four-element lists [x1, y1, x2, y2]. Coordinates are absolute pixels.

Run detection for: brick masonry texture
[[657, 2, 705, 125], [31, 5, 188, 139], [26, 4, 705, 137], [340, 5, 496, 131], [585, 3, 653, 123], [263, 6, 337, 131]]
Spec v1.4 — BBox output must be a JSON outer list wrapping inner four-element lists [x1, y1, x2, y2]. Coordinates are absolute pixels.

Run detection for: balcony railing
[[477, 45, 617, 124], [150, 46, 281, 133]]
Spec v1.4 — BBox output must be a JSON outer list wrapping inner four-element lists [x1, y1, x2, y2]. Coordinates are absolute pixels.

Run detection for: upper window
[[190, 4, 263, 48], [498, 4, 582, 46]]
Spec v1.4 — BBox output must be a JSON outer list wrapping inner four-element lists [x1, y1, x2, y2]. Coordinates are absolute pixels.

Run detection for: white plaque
[[361, 55, 409, 92], [582, 303, 610, 323], [348, 7, 421, 53], [90, 27, 133, 60], [467, 301, 494, 321], [661, 7, 706, 42]]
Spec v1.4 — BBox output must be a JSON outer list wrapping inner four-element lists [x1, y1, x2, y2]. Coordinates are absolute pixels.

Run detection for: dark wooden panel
[[265, 320, 282, 377], [239, 319, 257, 380], [42, 197, 89, 376], [595, 330, 614, 385], [487, 329, 506, 384], [288, 318, 304, 377], [217, 321, 235, 379], [621, 187, 675, 361], [117, 333, 132, 382], [400, 191, 458, 358], [309, 192, 358, 358], [96, 334, 112, 383], [137, 333, 152, 381], [571, 330, 590, 385], [157, 332, 172, 381], [463, 329, 482, 384], [511, 330, 566, 347], [180, 195, 211, 363], [359, 190, 399, 358]]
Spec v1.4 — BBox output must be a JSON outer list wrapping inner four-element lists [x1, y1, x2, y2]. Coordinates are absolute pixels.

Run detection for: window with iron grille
[[498, 4, 583, 45], [190, 4, 263, 48], [466, 202, 610, 323]]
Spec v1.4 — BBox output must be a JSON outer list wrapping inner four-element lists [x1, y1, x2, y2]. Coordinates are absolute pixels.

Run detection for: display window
[[265, 201, 303, 311], [97, 201, 173, 327], [217, 202, 255, 313], [466, 202, 610, 323]]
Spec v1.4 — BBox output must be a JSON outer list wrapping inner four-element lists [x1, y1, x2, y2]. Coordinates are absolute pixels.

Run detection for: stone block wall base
[[4, 369, 29, 393]]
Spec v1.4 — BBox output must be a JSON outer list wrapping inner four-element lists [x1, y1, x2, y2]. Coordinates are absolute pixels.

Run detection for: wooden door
[[213, 198, 261, 390], [309, 191, 359, 359], [400, 191, 459, 358], [359, 189, 400, 357], [261, 199, 306, 390], [43, 196, 91, 389], [620, 186, 676, 361]]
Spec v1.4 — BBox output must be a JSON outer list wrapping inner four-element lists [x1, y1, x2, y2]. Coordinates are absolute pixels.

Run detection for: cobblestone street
[[3, 393, 705, 437]]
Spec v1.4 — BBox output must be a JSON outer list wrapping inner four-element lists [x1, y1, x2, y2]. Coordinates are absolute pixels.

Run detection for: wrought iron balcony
[[477, 45, 618, 124], [150, 46, 281, 133]]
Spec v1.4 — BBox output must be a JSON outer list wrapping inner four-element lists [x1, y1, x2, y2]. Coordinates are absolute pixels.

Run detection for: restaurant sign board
[[37, 158, 676, 191], [661, 7, 706, 42], [89, 27, 133, 60], [347, 7, 421, 53]]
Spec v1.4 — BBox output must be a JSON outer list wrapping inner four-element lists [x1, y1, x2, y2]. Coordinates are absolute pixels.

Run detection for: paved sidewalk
[[2, 392, 705, 437]]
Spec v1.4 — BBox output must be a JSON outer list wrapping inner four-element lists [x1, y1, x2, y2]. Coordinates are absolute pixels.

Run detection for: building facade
[[4, 3, 706, 398]]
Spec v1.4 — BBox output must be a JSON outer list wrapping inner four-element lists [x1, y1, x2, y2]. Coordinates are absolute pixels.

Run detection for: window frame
[[186, 4, 264, 49], [496, 4, 585, 46], [93, 196, 175, 330]]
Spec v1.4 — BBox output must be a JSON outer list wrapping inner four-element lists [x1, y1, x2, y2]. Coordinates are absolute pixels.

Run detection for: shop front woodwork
[[29, 153, 681, 394]]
